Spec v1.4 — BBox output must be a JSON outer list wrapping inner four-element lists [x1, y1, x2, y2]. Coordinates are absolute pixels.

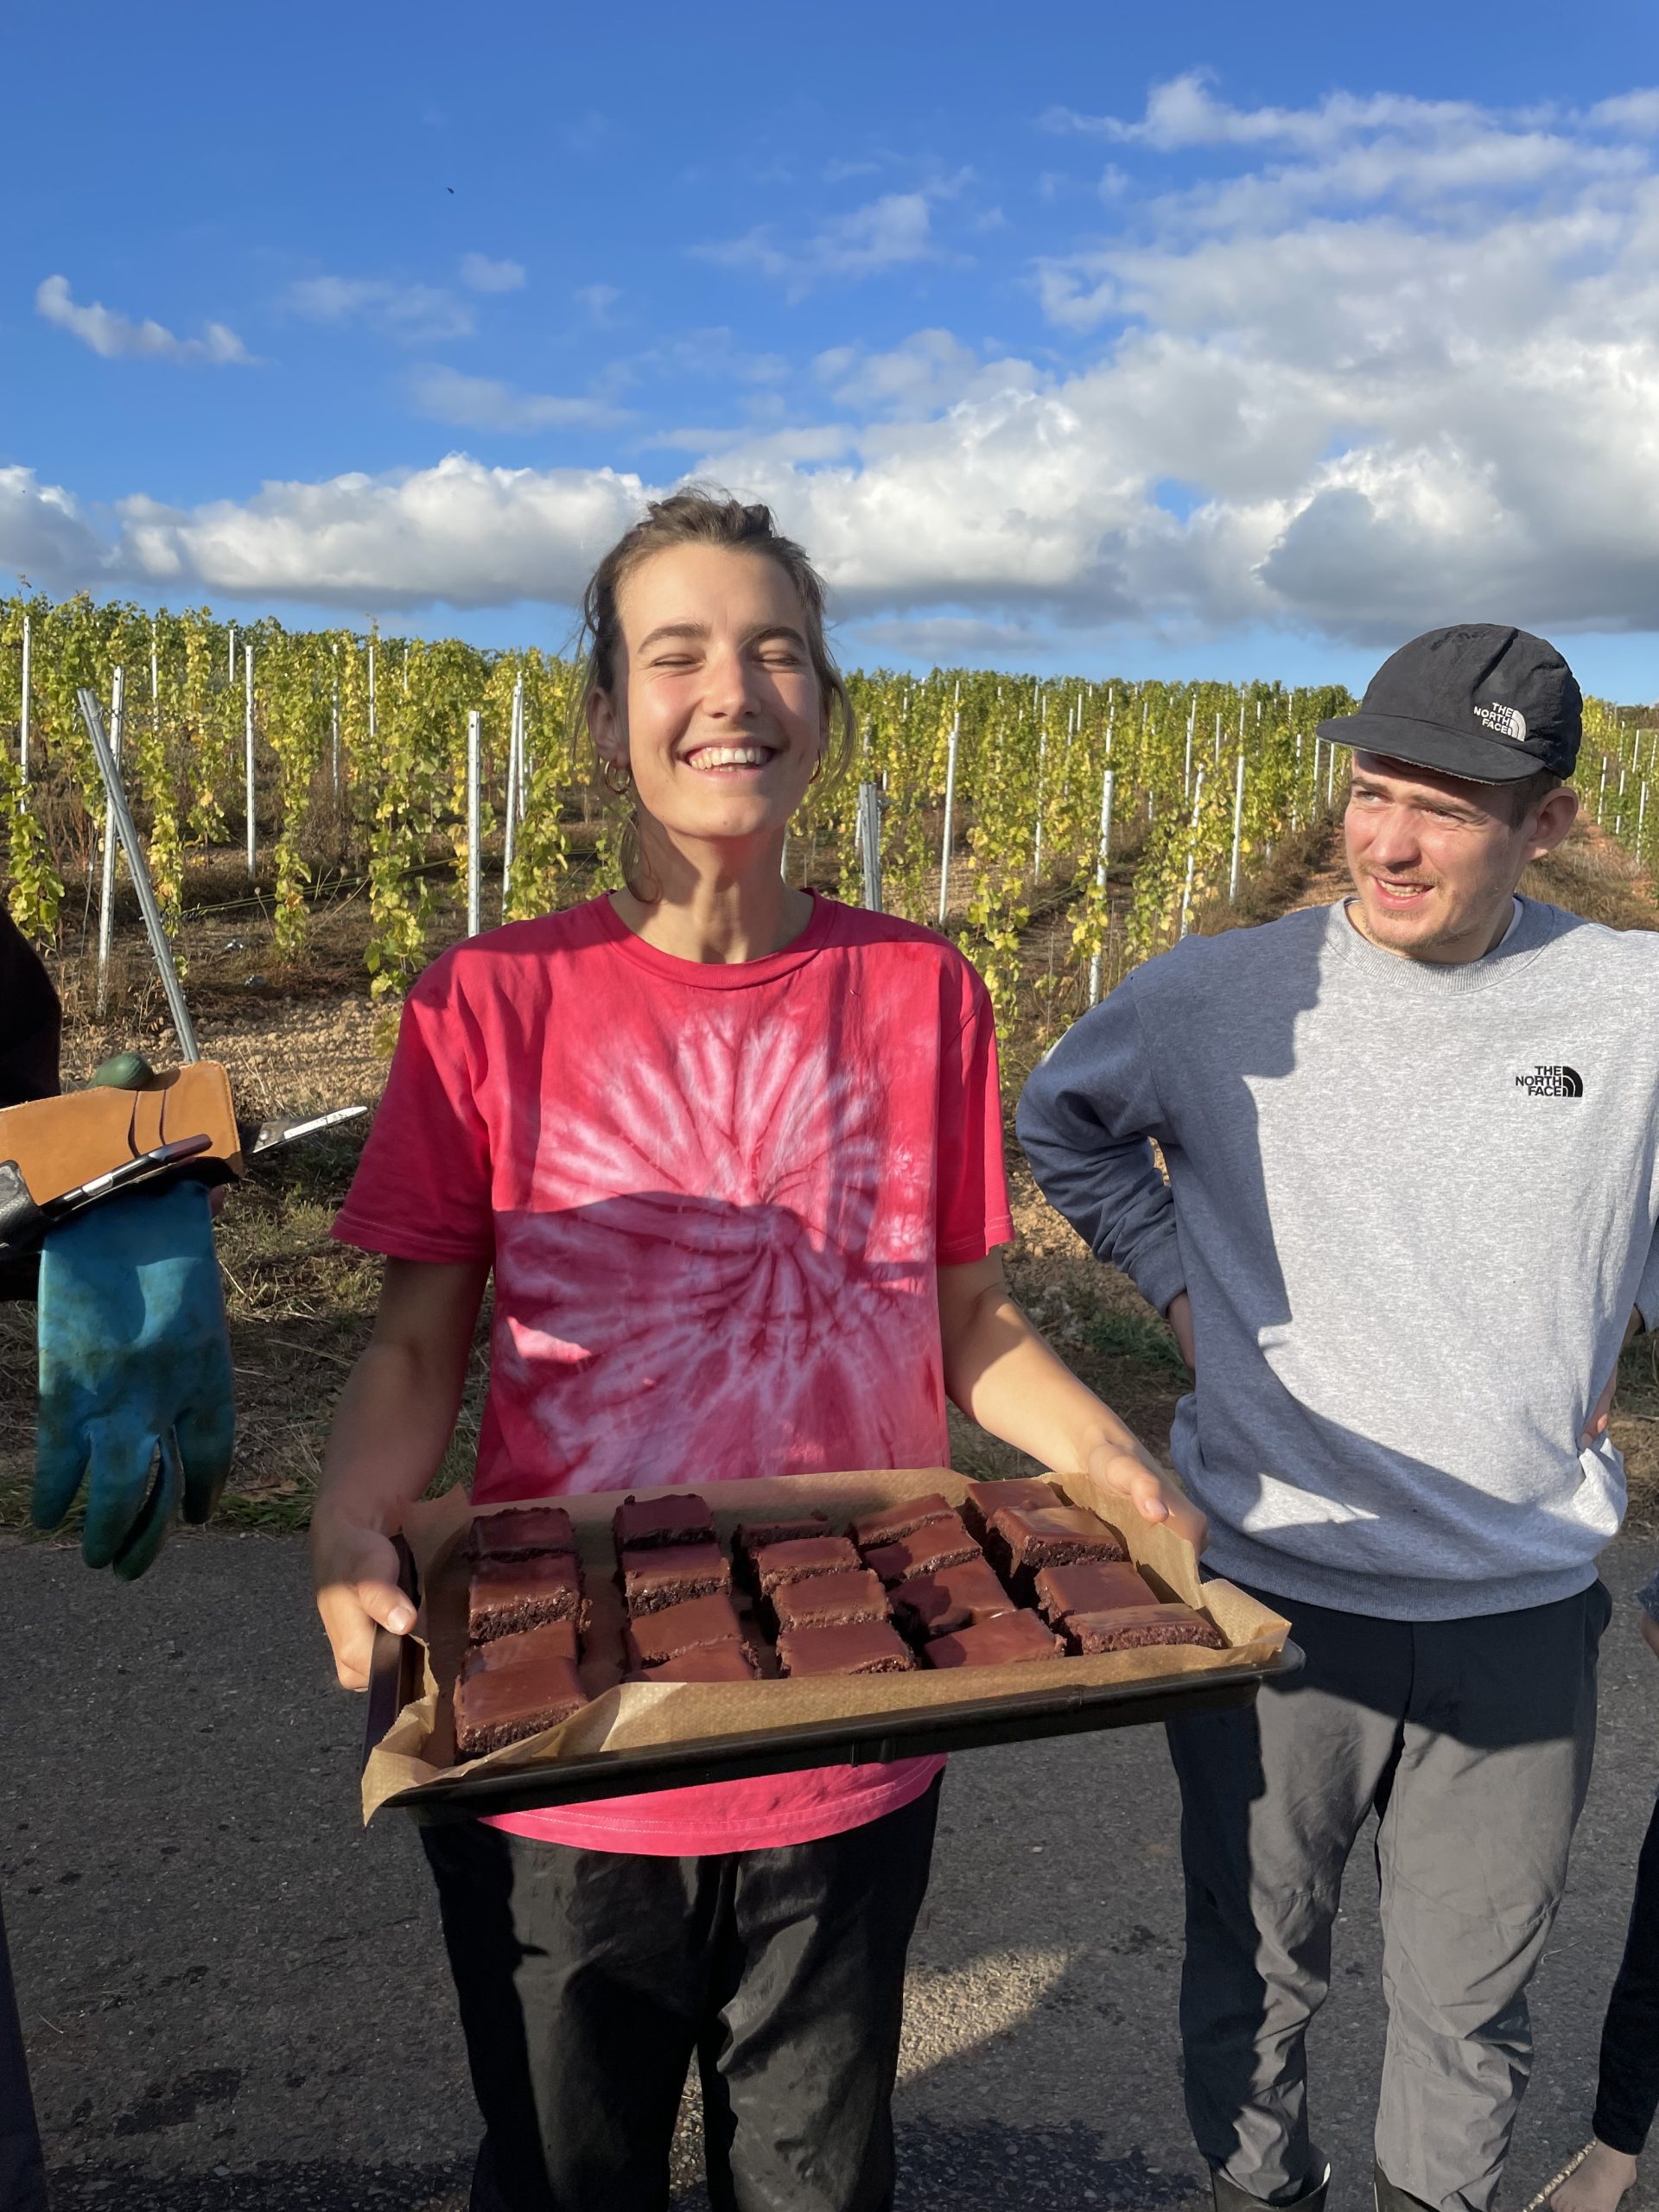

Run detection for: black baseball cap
[[1318, 624, 1581, 784]]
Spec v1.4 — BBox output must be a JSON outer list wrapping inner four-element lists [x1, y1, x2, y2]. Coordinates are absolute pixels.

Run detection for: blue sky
[[5, 0, 1659, 693]]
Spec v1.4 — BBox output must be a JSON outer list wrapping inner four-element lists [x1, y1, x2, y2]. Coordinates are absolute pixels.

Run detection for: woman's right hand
[[310, 1508, 416, 1692]]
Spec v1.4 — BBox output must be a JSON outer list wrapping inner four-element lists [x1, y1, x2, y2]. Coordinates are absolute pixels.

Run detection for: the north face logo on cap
[[1474, 702, 1528, 743]]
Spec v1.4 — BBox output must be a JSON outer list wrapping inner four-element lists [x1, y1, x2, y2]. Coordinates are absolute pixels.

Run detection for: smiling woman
[[308, 484, 1193, 2209]]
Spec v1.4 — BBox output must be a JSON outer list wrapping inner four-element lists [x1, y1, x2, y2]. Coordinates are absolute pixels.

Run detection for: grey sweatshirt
[[1018, 898, 1659, 1619]]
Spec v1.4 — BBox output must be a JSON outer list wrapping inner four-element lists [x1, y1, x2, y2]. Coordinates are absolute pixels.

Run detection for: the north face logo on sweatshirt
[[1516, 1065, 1585, 1098]]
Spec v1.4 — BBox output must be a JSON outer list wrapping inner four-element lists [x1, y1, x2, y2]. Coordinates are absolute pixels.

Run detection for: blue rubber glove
[[32, 1180, 235, 1580]]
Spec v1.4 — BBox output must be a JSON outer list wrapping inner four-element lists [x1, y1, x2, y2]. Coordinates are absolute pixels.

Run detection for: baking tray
[[360, 1531, 1304, 1825]]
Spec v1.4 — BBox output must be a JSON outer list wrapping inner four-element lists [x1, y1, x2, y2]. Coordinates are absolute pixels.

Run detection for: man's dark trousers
[[1167, 1582, 1611, 2212]]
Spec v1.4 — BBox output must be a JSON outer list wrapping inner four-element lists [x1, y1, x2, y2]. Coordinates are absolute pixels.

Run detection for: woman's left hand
[[1084, 1440, 1207, 1556]]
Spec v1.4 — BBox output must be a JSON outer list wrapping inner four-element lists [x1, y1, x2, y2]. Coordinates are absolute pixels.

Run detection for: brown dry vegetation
[[3, 810, 1656, 1541]]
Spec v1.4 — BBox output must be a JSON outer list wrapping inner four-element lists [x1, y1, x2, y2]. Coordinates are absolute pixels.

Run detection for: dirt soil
[[3, 815, 1656, 1531]]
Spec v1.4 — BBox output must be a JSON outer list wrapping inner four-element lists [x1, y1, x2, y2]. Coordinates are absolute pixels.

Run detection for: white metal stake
[[503, 674, 524, 912], [1088, 764, 1116, 1007], [938, 715, 960, 926], [227, 623, 236, 684], [467, 709, 481, 938], [1325, 738, 1337, 808], [331, 645, 340, 795], [18, 613, 29, 780], [1179, 766, 1205, 940], [1033, 713, 1048, 881], [1182, 706, 1195, 799], [856, 781, 884, 912], [244, 645, 257, 878], [367, 642, 378, 744], [1229, 749, 1247, 903], [97, 666, 126, 1015], [1212, 710, 1222, 766]]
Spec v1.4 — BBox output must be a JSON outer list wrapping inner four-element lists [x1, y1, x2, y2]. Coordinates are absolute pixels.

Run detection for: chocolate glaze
[[1032, 1560, 1154, 1625], [623, 1592, 746, 1668], [961, 1477, 1065, 1540], [454, 1649, 588, 1757], [461, 1619, 579, 1674], [889, 1555, 1018, 1640], [863, 1518, 982, 1586], [612, 1491, 717, 1551], [620, 1541, 732, 1615], [467, 1504, 577, 1561], [778, 1619, 916, 1676], [753, 1535, 861, 1595], [628, 1643, 760, 1683], [770, 1567, 890, 1633], [848, 1492, 957, 1550], [1065, 1604, 1225, 1655], [468, 1550, 583, 1642], [984, 1503, 1128, 1587], [924, 1609, 1065, 1669]]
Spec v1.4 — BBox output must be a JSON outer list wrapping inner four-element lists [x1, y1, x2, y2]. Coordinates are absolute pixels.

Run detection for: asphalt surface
[[7, 1527, 1659, 2212]]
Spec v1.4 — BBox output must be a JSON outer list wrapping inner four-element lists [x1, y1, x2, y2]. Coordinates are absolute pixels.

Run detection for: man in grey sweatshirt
[[1018, 626, 1659, 2212]]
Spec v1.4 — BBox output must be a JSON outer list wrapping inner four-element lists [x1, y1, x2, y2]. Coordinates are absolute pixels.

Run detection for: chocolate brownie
[[628, 1643, 760, 1683], [924, 1609, 1065, 1669], [770, 1567, 889, 1634], [1065, 1604, 1225, 1655], [467, 1504, 577, 1561], [732, 1515, 834, 1588], [888, 1555, 1018, 1640], [612, 1492, 716, 1550], [733, 1513, 832, 1555], [461, 1619, 580, 1671], [752, 1535, 860, 1596], [961, 1477, 1065, 1539], [1032, 1560, 1154, 1625], [454, 1646, 588, 1757], [862, 1516, 981, 1586], [468, 1550, 583, 1643], [619, 1541, 732, 1615], [984, 1504, 1127, 1587], [623, 1592, 746, 1669], [777, 1620, 916, 1676], [848, 1492, 957, 1550]]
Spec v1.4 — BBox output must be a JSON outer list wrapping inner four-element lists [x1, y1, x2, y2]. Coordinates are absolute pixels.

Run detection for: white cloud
[[813, 329, 1041, 416], [1589, 89, 1659, 134], [111, 454, 645, 609], [575, 283, 622, 327], [698, 192, 948, 300], [459, 252, 526, 293], [0, 467, 111, 585], [409, 367, 626, 432], [20, 79, 1659, 654], [283, 275, 474, 344], [35, 275, 252, 365]]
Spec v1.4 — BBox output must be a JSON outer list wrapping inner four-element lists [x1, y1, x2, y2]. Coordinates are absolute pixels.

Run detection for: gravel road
[[6, 1528, 1656, 2212]]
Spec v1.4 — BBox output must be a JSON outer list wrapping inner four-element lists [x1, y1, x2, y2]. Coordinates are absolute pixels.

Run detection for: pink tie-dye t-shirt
[[332, 891, 1013, 1855]]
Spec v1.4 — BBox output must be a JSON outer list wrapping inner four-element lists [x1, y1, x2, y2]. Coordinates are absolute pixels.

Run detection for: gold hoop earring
[[601, 757, 632, 797]]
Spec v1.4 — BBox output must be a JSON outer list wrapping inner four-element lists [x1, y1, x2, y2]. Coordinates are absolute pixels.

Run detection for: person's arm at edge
[[309, 1256, 490, 1689], [938, 1253, 1206, 1554], [1015, 979, 1187, 1331]]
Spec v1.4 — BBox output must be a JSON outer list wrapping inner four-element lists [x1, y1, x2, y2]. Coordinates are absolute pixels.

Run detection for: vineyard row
[[2, 594, 1653, 1027]]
